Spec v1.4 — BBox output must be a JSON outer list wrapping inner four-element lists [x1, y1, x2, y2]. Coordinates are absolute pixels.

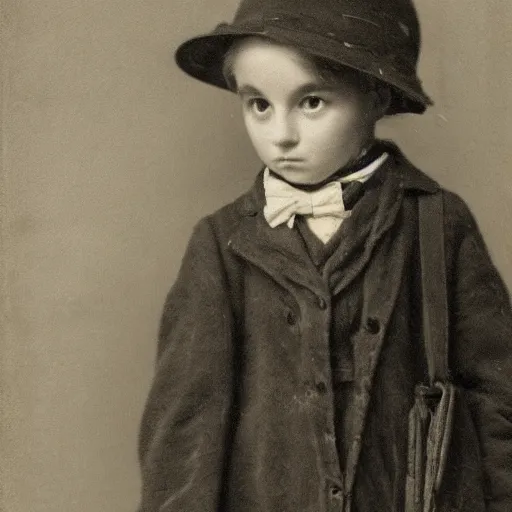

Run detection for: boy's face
[[230, 37, 381, 185]]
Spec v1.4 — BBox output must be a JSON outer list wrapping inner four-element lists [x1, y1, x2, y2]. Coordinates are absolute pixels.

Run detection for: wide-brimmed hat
[[175, 0, 433, 115]]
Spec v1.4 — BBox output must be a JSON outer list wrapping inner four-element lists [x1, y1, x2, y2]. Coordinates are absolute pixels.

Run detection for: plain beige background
[[1, 1, 511, 511]]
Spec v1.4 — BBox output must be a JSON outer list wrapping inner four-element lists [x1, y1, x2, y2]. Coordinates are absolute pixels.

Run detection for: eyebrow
[[236, 82, 336, 98], [236, 84, 263, 97]]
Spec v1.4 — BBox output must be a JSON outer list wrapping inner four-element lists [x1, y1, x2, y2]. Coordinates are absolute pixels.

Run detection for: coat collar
[[237, 141, 439, 216], [229, 182, 329, 297], [228, 142, 438, 298]]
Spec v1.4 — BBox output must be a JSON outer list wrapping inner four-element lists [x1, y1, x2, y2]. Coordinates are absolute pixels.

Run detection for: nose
[[271, 113, 299, 149]]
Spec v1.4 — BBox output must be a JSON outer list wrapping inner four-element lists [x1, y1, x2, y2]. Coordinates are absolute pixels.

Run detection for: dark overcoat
[[137, 147, 512, 512]]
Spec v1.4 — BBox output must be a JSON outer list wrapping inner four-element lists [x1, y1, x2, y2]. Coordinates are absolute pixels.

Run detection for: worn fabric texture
[[137, 144, 512, 512]]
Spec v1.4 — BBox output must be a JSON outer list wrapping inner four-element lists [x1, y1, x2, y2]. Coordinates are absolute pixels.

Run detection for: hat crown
[[232, 0, 421, 63]]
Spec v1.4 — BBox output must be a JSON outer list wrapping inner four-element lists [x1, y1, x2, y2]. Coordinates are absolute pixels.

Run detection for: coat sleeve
[[137, 217, 235, 512], [446, 193, 512, 512]]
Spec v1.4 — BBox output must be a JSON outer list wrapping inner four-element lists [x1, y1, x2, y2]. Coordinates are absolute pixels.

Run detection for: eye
[[247, 98, 270, 114], [301, 95, 325, 112]]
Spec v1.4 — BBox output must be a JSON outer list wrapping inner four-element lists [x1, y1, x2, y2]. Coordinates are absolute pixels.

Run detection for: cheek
[[347, 96, 376, 130], [313, 114, 356, 146], [243, 118, 269, 151], [327, 104, 373, 141]]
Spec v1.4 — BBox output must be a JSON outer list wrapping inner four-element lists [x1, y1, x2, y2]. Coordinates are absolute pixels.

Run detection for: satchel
[[405, 192, 456, 512]]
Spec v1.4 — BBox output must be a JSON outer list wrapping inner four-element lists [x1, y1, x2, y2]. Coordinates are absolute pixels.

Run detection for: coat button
[[364, 316, 380, 334], [330, 486, 343, 500], [286, 311, 297, 325], [315, 381, 327, 393], [305, 388, 315, 399], [317, 297, 327, 310]]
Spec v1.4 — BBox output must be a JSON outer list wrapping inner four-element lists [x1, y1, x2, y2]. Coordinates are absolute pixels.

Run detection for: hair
[[221, 41, 240, 92], [222, 36, 382, 96]]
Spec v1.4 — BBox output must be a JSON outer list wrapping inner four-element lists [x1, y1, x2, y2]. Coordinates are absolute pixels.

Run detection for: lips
[[274, 157, 304, 163]]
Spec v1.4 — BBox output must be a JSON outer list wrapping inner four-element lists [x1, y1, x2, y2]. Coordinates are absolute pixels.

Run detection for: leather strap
[[418, 192, 449, 384]]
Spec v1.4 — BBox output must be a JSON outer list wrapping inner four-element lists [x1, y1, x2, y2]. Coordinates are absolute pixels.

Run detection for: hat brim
[[175, 25, 433, 115]]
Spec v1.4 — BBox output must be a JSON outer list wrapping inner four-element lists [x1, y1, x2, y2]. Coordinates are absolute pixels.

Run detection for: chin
[[281, 170, 333, 185]]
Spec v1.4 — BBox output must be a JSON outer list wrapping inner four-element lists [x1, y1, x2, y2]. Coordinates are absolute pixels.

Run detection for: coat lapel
[[228, 172, 329, 299], [323, 147, 439, 505], [342, 196, 421, 507], [325, 148, 438, 296]]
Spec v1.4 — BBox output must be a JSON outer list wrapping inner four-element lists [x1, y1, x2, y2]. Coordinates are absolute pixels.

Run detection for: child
[[137, 0, 512, 511]]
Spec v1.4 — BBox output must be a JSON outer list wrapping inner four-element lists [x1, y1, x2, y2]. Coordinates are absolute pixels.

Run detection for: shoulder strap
[[418, 192, 450, 384]]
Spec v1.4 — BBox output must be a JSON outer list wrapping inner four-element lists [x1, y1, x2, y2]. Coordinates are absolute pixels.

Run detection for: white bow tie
[[263, 169, 350, 228]]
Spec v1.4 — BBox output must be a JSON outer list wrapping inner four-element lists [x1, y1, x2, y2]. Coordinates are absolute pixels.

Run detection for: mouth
[[274, 157, 304, 163]]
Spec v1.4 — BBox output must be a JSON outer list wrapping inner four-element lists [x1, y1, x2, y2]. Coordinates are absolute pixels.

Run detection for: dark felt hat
[[175, 0, 433, 115]]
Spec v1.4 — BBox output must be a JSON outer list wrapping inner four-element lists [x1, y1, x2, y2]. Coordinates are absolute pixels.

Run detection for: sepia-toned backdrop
[[1, 1, 511, 511]]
